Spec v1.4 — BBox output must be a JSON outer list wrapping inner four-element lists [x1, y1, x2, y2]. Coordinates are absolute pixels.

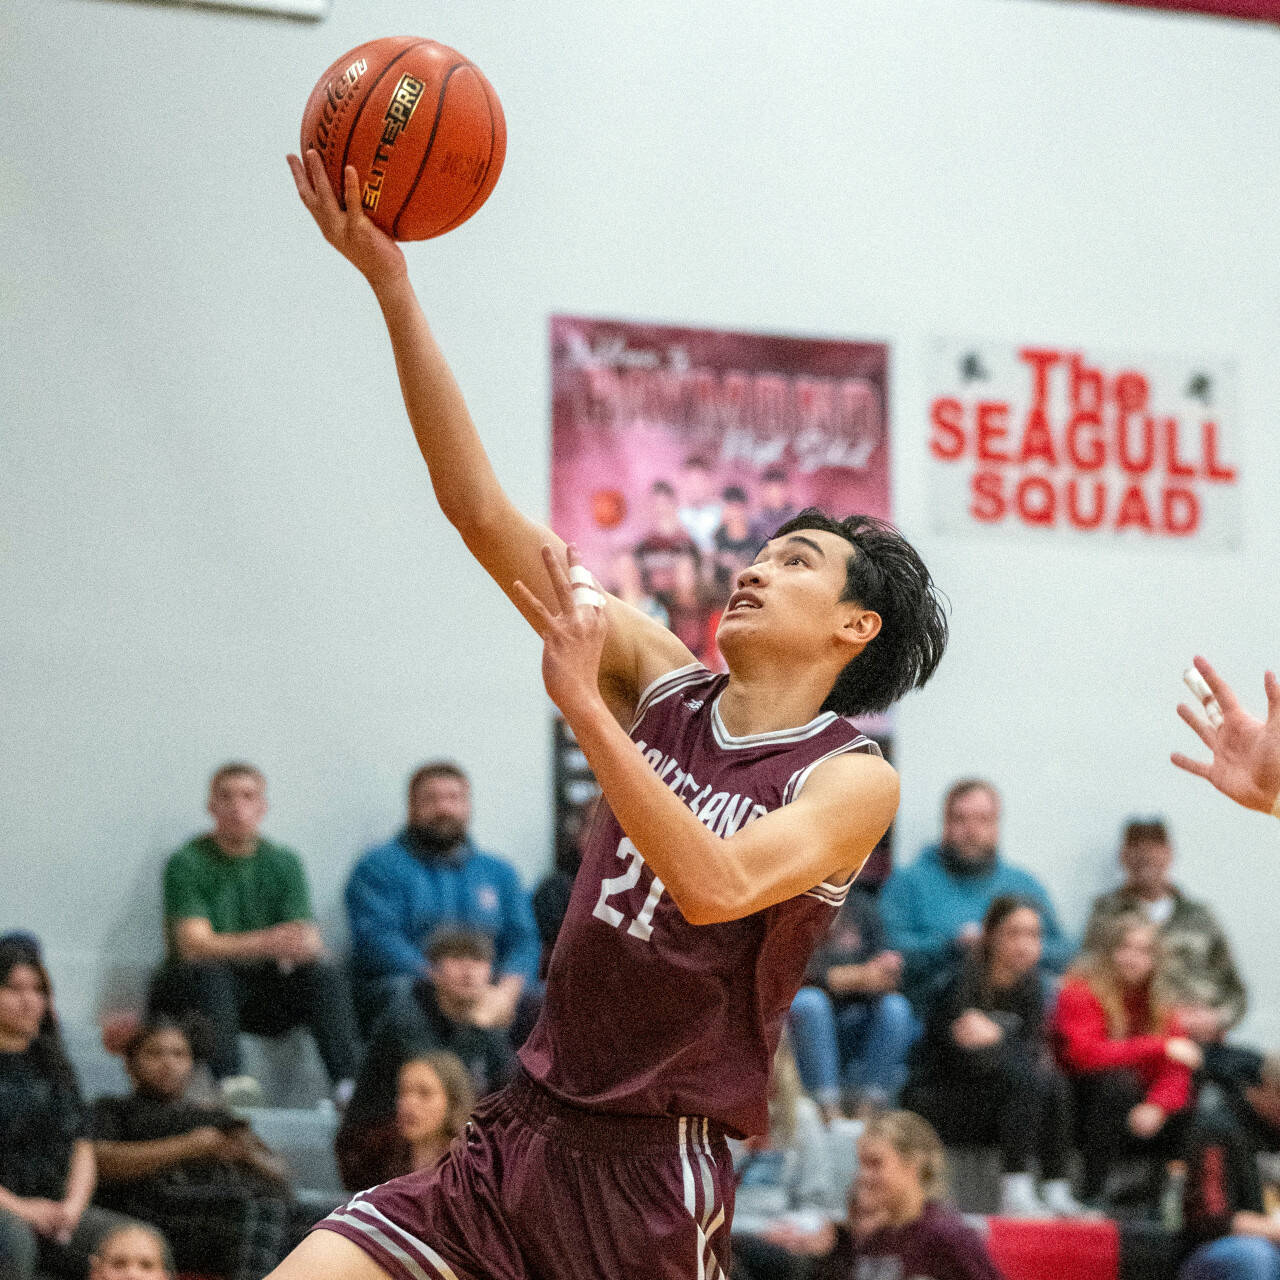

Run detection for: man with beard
[[879, 779, 1072, 1010], [345, 763, 539, 1036]]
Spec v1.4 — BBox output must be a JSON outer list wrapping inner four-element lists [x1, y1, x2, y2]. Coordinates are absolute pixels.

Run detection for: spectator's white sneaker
[[219, 1074, 264, 1108], [1040, 1178, 1099, 1218], [999, 1173, 1051, 1218]]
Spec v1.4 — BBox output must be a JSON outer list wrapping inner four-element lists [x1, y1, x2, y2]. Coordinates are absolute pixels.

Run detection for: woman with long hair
[[772, 1111, 1005, 1279], [394, 1053, 476, 1178], [1053, 910, 1200, 1202], [89, 1013, 295, 1280], [340, 1051, 476, 1192], [903, 895, 1085, 1217], [0, 938, 133, 1279]]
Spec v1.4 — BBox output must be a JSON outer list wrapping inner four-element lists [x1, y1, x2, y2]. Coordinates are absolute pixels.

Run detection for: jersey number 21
[[592, 838, 665, 942]]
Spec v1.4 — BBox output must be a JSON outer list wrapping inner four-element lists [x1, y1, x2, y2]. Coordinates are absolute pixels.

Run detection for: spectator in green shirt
[[148, 763, 358, 1106]]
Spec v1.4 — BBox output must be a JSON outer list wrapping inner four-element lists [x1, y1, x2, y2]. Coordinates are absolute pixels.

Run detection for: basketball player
[[1174, 656, 1280, 818], [281, 153, 948, 1280]]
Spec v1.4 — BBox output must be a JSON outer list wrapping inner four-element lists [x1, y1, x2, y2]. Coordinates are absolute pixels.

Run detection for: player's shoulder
[[600, 595, 700, 718], [799, 744, 898, 800], [630, 660, 722, 723]]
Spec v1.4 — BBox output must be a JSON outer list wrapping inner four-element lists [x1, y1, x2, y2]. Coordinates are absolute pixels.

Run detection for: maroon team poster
[[548, 316, 896, 880]]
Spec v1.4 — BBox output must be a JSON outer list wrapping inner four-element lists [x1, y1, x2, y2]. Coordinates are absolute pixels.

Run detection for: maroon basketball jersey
[[519, 663, 881, 1138]]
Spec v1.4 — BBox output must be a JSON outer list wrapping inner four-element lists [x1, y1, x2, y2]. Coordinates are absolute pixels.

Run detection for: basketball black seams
[[337, 39, 432, 209], [435, 70, 500, 237], [392, 60, 468, 240]]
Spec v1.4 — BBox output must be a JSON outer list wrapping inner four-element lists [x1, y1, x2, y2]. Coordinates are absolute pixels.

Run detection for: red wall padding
[[985, 1218, 1120, 1280]]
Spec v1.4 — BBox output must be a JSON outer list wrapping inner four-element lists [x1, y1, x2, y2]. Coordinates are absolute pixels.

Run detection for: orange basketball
[[300, 36, 506, 241]]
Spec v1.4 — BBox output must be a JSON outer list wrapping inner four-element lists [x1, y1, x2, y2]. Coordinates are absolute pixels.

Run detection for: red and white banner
[[926, 339, 1240, 547]]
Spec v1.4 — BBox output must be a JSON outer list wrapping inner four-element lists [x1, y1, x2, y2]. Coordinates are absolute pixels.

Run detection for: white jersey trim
[[804, 879, 854, 909], [782, 733, 881, 804], [630, 662, 712, 732], [710, 695, 838, 751]]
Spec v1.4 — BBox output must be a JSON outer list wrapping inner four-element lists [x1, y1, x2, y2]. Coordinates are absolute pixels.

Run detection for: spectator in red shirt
[[1053, 911, 1201, 1204]]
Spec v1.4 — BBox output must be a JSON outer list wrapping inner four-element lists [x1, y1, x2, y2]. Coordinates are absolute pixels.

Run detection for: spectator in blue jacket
[[345, 762, 540, 1034], [879, 779, 1073, 1010]]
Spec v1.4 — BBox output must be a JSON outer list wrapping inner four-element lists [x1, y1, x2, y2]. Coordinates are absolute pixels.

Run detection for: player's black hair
[[771, 509, 948, 717]]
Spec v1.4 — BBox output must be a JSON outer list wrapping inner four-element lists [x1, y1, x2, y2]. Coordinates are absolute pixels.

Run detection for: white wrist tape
[[1183, 667, 1225, 729], [568, 564, 605, 610]]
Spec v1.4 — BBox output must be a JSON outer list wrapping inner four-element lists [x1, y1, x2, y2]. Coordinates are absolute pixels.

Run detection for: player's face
[[0, 963, 46, 1042], [396, 1061, 450, 1142], [90, 1230, 169, 1280], [942, 788, 1001, 863], [409, 777, 471, 843], [715, 531, 873, 662], [129, 1029, 194, 1100], [989, 907, 1042, 976], [1121, 838, 1174, 896], [208, 774, 266, 841], [1112, 924, 1157, 987]]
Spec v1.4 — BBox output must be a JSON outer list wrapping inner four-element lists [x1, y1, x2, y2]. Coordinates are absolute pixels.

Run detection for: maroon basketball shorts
[[315, 1072, 735, 1280]]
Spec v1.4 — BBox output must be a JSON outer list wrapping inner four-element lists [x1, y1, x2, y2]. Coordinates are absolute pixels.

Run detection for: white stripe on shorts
[[330, 1199, 461, 1280]]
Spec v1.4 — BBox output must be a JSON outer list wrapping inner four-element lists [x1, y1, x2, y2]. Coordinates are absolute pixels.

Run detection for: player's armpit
[[681, 753, 899, 925]]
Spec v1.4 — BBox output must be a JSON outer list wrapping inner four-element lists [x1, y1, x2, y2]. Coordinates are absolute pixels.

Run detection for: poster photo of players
[[549, 316, 892, 667], [549, 316, 896, 880]]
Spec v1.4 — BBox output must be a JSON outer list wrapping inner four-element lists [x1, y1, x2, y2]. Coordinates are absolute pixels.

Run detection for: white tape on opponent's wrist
[[568, 564, 605, 610], [1183, 667, 1225, 729]]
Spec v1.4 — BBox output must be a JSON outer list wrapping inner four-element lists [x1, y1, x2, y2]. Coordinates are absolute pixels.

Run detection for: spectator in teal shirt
[[879, 778, 1073, 1010], [345, 762, 539, 1036]]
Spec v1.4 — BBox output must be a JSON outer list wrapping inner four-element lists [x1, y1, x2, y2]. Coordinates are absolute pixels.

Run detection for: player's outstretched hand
[[1172, 656, 1280, 816], [286, 151, 407, 291], [513, 545, 609, 722]]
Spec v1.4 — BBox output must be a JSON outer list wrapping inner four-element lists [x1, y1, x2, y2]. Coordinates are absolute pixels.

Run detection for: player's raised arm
[[1173, 656, 1280, 817], [286, 153, 691, 720]]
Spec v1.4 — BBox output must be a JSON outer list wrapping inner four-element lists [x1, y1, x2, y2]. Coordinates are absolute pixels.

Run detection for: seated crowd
[[2, 765, 1278, 1280]]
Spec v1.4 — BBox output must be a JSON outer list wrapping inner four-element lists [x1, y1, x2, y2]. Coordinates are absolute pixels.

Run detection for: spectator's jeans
[[907, 1054, 1074, 1179], [0, 1204, 133, 1280], [1181, 1236, 1280, 1280], [788, 986, 918, 1107], [150, 958, 359, 1085]]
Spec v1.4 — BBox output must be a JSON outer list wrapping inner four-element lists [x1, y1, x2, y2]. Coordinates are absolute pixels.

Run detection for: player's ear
[[839, 607, 881, 650]]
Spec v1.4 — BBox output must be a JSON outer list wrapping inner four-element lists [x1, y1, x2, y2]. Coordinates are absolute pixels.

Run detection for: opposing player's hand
[[513, 545, 609, 721], [1172, 656, 1280, 816], [286, 151, 407, 291]]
